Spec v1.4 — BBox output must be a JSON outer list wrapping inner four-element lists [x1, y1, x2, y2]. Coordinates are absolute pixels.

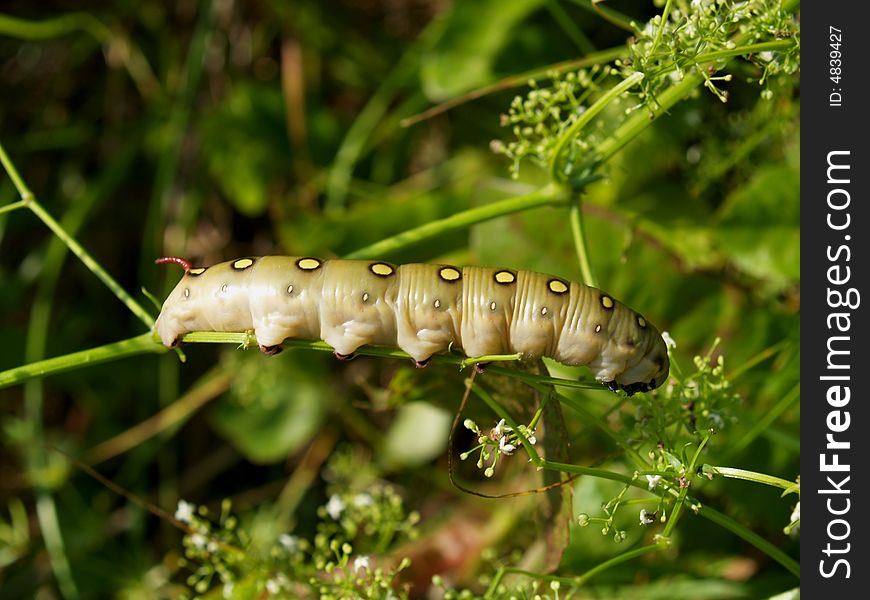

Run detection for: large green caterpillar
[[154, 256, 669, 395]]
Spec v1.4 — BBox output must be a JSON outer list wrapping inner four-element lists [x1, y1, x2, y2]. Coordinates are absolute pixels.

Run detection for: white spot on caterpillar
[[489, 301, 497, 311], [595, 324, 602, 333], [287, 284, 294, 294], [434, 299, 441, 309], [220, 284, 228, 293], [183, 288, 190, 298], [541, 306, 549, 316], [362, 292, 370, 303]]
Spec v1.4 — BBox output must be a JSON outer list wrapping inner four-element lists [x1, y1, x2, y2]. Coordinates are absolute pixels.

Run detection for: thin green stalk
[[36, 494, 79, 600], [0, 11, 108, 41], [544, 459, 800, 578], [345, 183, 568, 259], [544, 0, 595, 55], [569, 198, 597, 287], [549, 71, 645, 183], [697, 504, 800, 578], [0, 141, 154, 327], [647, 0, 675, 59], [661, 435, 710, 538], [731, 383, 800, 453], [0, 333, 165, 389], [576, 544, 663, 585], [325, 46, 421, 212], [0, 199, 26, 215], [401, 46, 626, 127], [704, 466, 797, 491]]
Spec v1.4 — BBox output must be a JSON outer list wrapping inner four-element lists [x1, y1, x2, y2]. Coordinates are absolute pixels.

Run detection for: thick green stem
[[345, 183, 568, 259]]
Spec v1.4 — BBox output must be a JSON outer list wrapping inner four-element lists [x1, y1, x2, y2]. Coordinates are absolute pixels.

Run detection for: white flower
[[790, 501, 800, 523], [493, 418, 512, 436], [353, 493, 374, 507], [175, 499, 195, 524], [353, 555, 371, 573], [640, 509, 655, 525], [662, 331, 677, 350], [279, 534, 299, 551], [223, 582, 234, 599], [190, 533, 206, 549], [499, 436, 516, 455], [646, 475, 662, 490], [325, 495, 345, 520], [266, 578, 280, 594]]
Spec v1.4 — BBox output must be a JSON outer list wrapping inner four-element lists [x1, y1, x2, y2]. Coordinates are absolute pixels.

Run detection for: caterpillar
[[154, 256, 669, 395]]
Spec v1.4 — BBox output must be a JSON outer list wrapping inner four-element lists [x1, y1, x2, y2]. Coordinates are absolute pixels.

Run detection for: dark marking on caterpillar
[[155, 256, 670, 394]]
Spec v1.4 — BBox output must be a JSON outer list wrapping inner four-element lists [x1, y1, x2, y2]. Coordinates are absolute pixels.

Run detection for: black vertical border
[[802, 1, 869, 594]]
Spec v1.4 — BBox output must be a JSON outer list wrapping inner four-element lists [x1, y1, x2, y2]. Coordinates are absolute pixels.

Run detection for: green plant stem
[[345, 183, 568, 259], [0, 11, 109, 41], [731, 382, 800, 454], [0, 199, 26, 215], [544, 459, 800, 578], [549, 71, 645, 183], [401, 46, 626, 127], [704, 466, 797, 491], [36, 495, 79, 600], [647, 0, 675, 58], [569, 197, 597, 287], [325, 45, 421, 212], [697, 504, 800, 578], [0, 333, 165, 389], [0, 142, 154, 328], [576, 544, 663, 585]]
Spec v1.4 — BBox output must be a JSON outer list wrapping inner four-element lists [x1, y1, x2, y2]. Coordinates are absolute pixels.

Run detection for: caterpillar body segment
[[154, 256, 669, 394]]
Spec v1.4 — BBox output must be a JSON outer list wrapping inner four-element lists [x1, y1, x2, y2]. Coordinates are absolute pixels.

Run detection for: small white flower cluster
[[461, 418, 537, 477]]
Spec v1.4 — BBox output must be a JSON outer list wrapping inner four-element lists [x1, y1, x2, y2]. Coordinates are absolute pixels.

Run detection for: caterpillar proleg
[[154, 256, 669, 394]]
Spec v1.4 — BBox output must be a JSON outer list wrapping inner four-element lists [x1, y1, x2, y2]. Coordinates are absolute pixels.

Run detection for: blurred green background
[[0, 1, 799, 598]]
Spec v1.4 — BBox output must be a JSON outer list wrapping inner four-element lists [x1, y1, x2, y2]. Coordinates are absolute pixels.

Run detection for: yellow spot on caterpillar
[[297, 258, 321, 271], [601, 295, 614, 309], [637, 316, 646, 328], [188, 267, 206, 276], [439, 267, 461, 282], [233, 258, 254, 270], [370, 262, 394, 276], [548, 279, 568, 294], [494, 270, 515, 284]]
